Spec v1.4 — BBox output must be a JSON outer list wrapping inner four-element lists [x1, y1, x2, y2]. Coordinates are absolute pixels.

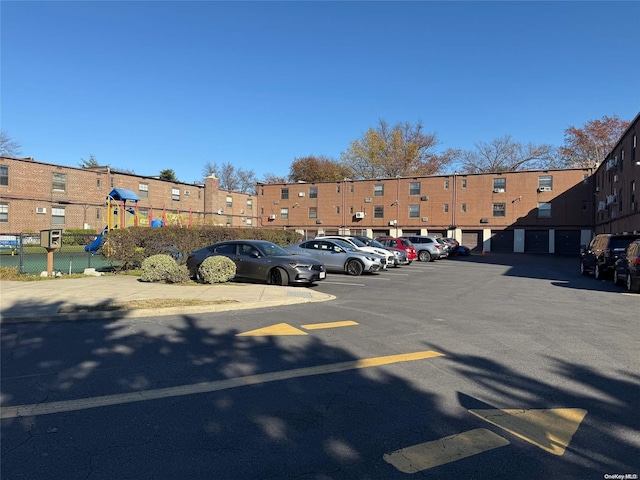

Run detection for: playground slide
[[85, 227, 108, 254]]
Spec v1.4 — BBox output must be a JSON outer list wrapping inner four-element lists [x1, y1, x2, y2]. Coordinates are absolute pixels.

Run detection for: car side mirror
[[251, 251, 260, 258]]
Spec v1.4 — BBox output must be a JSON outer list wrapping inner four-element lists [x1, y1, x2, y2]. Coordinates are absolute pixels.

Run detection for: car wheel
[[627, 273, 640, 293], [268, 267, 288, 286], [594, 263, 602, 280], [195, 265, 204, 283], [418, 250, 431, 262], [346, 259, 364, 276]]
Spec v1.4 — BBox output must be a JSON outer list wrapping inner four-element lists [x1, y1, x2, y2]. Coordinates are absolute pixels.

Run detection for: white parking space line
[[322, 281, 366, 286]]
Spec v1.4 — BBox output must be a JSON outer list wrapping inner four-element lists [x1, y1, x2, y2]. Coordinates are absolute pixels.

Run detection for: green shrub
[[198, 256, 237, 284], [164, 265, 191, 284], [140, 254, 180, 283]]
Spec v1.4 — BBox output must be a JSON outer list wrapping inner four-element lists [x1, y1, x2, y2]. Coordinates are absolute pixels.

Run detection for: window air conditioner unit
[[389, 221, 397, 226], [298, 192, 305, 197], [268, 214, 276, 220], [539, 186, 552, 192], [480, 218, 489, 223], [184, 190, 190, 195], [421, 217, 428, 222], [355, 211, 365, 219], [493, 188, 505, 193], [364, 197, 372, 203], [420, 196, 429, 201], [36, 207, 47, 214], [240, 210, 245, 214]]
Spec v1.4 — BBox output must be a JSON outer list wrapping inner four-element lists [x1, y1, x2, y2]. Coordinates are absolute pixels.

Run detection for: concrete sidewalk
[[0, 276, 335, 324]]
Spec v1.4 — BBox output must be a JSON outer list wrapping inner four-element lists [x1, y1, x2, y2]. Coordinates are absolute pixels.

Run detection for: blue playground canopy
[[108, 188, 140, 202]]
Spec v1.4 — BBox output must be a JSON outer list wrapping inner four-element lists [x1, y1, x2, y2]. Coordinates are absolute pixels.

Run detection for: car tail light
[[434, 245, 441, 249], [634, 257, 640, 265]]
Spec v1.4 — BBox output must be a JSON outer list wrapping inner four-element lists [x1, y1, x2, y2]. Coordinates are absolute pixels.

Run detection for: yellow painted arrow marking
[[301, 320, 359, 330], [468, 408, 587, 455], [236, 323, 307, 336], [384, 428, 510, 473]]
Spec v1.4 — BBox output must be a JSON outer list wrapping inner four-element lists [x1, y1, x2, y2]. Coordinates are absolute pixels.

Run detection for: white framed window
[[226, 196, 233, 207], [409, 182, 421, 195], [374, 205, 384, 218], [52, 207, 66, 224], [139, 183, 149, 198], [52, 173, 66, 191], [493, 203, 506, 217], [408, 204, 420, 218], [538, 202, 551, 218], [374, 184, 384, 196], [280, 207, 289, 219], [309, 207, 317, 219], [0, 202, 8, 222], [247, 199, 253, 210], [172, 188, 180, 201], [493, 178, 506, 192], [309, 187, 318, 199]]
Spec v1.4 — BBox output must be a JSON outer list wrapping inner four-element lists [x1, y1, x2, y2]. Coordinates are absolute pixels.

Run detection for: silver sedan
[[285, 238, 385, 276]]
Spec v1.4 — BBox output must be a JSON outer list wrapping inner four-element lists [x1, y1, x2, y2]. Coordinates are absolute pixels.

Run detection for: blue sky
[[2, 1, 639, 184]]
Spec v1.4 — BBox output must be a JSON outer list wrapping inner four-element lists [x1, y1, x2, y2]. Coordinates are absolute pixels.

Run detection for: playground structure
[[86, 188, 193, 253]]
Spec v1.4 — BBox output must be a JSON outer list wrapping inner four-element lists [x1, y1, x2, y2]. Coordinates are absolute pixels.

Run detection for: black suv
[[613, 239, 640, 293], [580, 233, 640, 280]]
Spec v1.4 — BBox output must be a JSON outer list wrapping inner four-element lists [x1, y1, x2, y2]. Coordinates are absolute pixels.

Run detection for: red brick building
[[593, 112, 640, 234], [256, 168, 595, 254], [0, 157, 257, 233]]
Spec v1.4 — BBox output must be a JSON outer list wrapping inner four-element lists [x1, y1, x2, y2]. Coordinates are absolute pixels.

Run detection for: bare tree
[[260, 173, 287, 184], [203, 161, 257, 193], [0, 130, 22, 157], [341, 120, 454, 179], [457, 136, 556, 174]]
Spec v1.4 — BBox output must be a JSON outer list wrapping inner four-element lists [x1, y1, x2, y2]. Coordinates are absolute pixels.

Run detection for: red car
[[375, 237, 418, 261]]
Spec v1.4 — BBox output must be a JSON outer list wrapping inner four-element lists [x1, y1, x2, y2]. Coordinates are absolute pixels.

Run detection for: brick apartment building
[[593, 112, 640, 234], [0, 157, 257, 233], [256, 168, 595, 254]]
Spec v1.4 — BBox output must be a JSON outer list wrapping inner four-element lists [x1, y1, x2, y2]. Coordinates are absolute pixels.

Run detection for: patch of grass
[[58, 298, 238, 313]]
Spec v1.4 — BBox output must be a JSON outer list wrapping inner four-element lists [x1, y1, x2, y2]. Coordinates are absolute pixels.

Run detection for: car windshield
[[400, 239, 413, 247], [333, 240, 357, 252], [260, 242, 290, 256], [348, 237, 366, 247], [369, 240, 385, 248]]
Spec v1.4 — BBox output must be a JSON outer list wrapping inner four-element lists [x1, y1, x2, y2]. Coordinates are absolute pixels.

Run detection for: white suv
[[316, 236, 395, 269]]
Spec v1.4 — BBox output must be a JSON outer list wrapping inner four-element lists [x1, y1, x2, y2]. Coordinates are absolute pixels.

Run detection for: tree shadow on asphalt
[[1, 302, 637, 479]]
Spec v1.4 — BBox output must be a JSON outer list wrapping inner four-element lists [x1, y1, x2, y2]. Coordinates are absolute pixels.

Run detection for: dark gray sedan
[[186, 240, 326, 286]]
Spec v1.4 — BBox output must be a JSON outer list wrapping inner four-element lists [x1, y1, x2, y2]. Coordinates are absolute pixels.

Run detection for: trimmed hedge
[[101, 226, 304, 271], [140, 254, 190, 283], [198, 256, 237, 284]]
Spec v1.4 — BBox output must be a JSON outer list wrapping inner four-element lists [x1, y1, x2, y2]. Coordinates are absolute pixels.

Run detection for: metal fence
[[0, 232, 113, 275]]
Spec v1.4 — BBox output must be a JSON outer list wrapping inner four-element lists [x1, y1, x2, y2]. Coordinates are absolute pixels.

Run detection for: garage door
[[491, 230, 514, 253], [461, 231, 481, 252], [525, 230, 549, 253], [428, 231, 445, 237], [554, 230, 581, 256]]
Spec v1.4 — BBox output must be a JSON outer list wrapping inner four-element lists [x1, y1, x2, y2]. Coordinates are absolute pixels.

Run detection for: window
[[336, 184, 341, 193], [172, 188, 180, 201], [96, 178, 101, 189], [461, 203, 467, 213], [409, 182, 421, 195], [462, 178, 467, 189], [139, 183, 149, 198], [110, 178, 115, 188], [0, 202, 8, 222], [247, 199, 253, 210], [408, 205, 420, 218], [349, 206, 354, 214], [336, 206, 340, 214], [226, 216, 232, 226], [52, 173, 66, 191], [226, 196, 233, 207], [538, 175, 553, 191], [444, 180, 449, 190], [538, 202, 551, 218], [309, 207, 317, 219], [309, 187, 318, 199], [493, 178, 506, 192], [443, 203, 449, 213], [374, 184, 384, 196], [281, 188, 289, 200], [350, 183, 354, 193], [96, 208, 101, 220], [280, 207, 289, 219], [374, 206, 384, 218], [0, 166, 8, 186], [52, 207, 66, 224], [493, 203, 506, 217]]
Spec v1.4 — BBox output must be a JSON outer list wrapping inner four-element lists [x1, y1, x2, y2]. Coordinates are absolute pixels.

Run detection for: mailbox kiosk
[[40, 229, 62, 275]]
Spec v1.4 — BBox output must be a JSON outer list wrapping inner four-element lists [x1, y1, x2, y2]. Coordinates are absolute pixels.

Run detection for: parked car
[[350, 235, 412, 266], [373, 237, 418, 262], [316, 235, 395, 268], [186, 239, 326, 285], [457, 245, 471, 256], [442, 237, 460, 255], [398, 235, 447, 262], [284, 238, 385, 275], [613, 239, 640, 293], [580, 233, 640, 279]]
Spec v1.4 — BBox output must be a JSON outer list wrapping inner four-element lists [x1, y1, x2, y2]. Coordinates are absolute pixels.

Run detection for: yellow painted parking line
[[0, 350, 444, 419], [236, 322, 307, 336], [468, 408, 587, 455], [301, 320, 359, 330], [384, 428, 510, 473]]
